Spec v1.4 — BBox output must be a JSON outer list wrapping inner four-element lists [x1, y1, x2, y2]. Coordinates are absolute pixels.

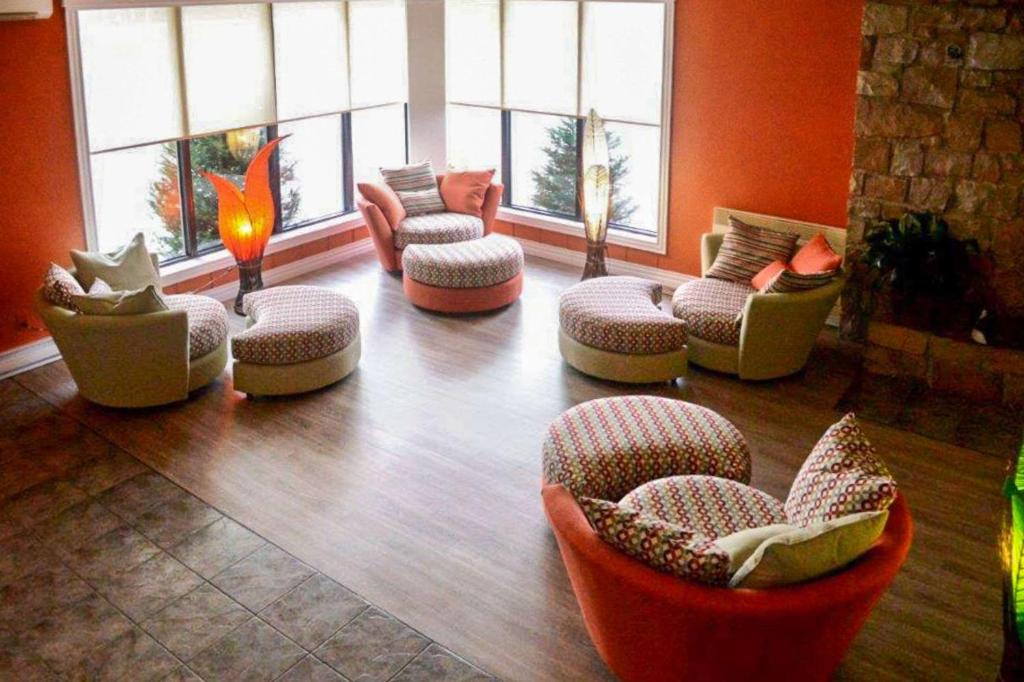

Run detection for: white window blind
[[503, 0, 578, 115], [273, 1, 350, 120], [445, 0, 501, 107], [349, 0, 408, 108]]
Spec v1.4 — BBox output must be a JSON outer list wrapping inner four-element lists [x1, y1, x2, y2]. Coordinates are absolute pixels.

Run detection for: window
[[445, 0, 671, 244], [71, 0, 408, 265]]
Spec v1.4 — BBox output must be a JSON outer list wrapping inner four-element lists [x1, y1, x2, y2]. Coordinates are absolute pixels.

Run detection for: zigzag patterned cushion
[[164, 294, 228, 360], [763, 268, 838, 294], [785, 413, 897, 526], [402, 234, 523, 289], [232, 286, 359, 366], [705, 218, 798, 284], [559, 276, 687, 355], [620, 475, 786, 539], [542, 396, 751, 501], [380, 161, 446, 216], [393, 212, 484, 250], [579, 497, 730, 586], [671, 278, 754, 347]]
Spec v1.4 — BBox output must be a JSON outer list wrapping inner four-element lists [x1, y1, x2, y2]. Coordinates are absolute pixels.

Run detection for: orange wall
[[499, 0, 864, 274], [0, 1, 863, 355]]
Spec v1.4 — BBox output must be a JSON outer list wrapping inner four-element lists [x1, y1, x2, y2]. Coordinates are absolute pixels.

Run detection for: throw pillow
[[762, 269, 837, 294], [72, 285, 168, 316], [579, 496, 730, 586], [88, 278, 113, 294], [380, 161, 446, 216], [42, 263, 85, 311], [439, 169, 496, 217], [70, 233, 161, 291], [785, 413, 897, 526], [724, 511, 889, 588], [791, 233, 842, 274], [358, 182, 407, 228], [751, 260, 789, 291], [705, 218, 798, 284]]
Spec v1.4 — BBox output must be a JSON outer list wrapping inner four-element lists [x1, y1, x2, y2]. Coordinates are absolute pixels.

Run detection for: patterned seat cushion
[[542, 396, 752, 501], [164, 294, 228, 360], [232, 286, 359, 366], [393, 212, 484, 250], [620, 475, 786, 539], [559, 276, 687, 355], [402, 234, 524, 289], [671, 278, 754, 347], [785, 413, 898, 526]]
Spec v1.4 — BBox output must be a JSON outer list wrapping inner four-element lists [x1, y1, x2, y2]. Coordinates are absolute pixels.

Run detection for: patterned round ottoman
[[231, 285, 360, 397], [401, 234, 524, 313], [558, 276, 688, 383], [542, 396, 751, 502]]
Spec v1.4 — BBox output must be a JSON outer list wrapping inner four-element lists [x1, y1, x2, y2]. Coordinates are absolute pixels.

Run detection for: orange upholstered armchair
[[356, 174, 503, 272]]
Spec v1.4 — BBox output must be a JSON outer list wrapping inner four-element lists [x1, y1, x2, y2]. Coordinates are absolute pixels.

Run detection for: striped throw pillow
[[380, 161, 446, 216], [763, 269, 837, 294], [705, 218, 798, 284]]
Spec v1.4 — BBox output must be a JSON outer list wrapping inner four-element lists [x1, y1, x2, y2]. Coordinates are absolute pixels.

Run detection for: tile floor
[[0, 380, 493, 681]]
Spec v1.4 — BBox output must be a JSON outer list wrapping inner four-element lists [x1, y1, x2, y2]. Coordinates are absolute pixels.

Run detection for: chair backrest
[[711, 206, 846, 258]]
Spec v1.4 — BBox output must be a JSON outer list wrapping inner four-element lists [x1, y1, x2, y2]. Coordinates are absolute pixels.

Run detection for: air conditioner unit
[[0, 0, 52, 20]]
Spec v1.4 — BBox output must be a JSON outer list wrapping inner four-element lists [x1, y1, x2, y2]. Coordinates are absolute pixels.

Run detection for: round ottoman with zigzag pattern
[[401, 234, 524, 313], [558, 276, 688, 383]]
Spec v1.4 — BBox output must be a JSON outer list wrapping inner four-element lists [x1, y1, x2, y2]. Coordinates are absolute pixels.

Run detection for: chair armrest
[[481, 183, 504, 235], [736, 274, 846, 380], [357, 198, 400, 272], [701, 233, 725, 277]]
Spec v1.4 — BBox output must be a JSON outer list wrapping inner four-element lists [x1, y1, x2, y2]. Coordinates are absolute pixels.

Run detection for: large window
[[445, 0, 670, 242], [73, 0, 408, 264]]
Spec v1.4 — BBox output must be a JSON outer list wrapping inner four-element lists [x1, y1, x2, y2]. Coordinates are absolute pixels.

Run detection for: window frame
[[446, 0, 674, 255]]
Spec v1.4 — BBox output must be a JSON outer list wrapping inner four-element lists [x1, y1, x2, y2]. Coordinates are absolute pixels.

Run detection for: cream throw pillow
[[72, 285, 168, 316], [718, 511, 889, 589], [71, 233, 160, 291]]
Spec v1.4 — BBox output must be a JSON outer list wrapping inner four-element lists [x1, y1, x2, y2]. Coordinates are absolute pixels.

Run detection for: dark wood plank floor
[[14, 252, 1007, 681]]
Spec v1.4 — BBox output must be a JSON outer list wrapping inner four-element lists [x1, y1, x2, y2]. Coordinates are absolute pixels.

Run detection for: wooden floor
[[13, 252, 1007, 681]]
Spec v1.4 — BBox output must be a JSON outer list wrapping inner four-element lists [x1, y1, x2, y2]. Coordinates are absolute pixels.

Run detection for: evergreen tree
[[149, 134, 300, 255], [530, 118, 637, 225]]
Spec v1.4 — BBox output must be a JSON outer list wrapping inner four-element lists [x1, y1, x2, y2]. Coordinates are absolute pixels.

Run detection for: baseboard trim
[[0, 238, 376, 380], [514, 238, 695, 291]]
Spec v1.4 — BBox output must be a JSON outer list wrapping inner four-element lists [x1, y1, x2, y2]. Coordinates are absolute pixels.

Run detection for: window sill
[[160, 212, 364, 287], [496, 207, 666, 255]]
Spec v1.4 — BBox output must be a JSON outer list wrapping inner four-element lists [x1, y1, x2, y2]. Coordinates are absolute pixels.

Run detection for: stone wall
[[845, 0, 1024, 335]]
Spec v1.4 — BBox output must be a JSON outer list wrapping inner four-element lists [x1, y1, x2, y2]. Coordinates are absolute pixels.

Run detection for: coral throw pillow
[[358, 182, 407, 228], [791, 234, 842, 274], [751, 260, 789, 291], [440, 169, 496, 218]]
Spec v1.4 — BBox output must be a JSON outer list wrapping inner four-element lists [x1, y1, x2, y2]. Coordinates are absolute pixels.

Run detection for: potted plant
[[861, 212, 982, 336]]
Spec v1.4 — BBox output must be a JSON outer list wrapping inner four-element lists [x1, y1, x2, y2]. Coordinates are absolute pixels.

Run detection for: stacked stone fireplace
[[845, 1, 1024, 405]]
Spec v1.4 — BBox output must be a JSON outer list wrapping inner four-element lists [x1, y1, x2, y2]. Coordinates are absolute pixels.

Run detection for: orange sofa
[[542, 483, 912, 682], [356, 174, 503, 272]]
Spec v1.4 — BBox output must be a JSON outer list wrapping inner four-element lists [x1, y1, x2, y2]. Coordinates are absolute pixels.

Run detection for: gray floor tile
[[0, 479, 88, 533], [96, 472, 188, 522], [211, 545, 314, 612], [278, 655, 347, 681], [260, 574, 368, 650], [170, 517, 267, 579], [63, 448, 149, 496], [143, 583, 251, 662], [68, 625, 180, 681], [163, 665, 205, 681], [34, 499, 123, 552], [0, 563, 93, 631], [314, 608, 429, 682], [135, 494, 223, 548], [0, 629, 61, 681], [391, 644, 492, 682], [189, 617, 304, 682], [0, 531, 59, 588], [20, 592, 133, 675], [95, 552, 203, 621], [64, 525, 162, 583]]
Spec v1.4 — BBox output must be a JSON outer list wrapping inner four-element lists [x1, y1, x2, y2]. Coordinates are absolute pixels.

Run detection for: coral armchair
[[357, 174, 503, 272]]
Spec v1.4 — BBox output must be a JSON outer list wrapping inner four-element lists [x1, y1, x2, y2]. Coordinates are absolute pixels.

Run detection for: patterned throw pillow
[[42, 263, 85, 311], [785, 413, 897, 526], [380, 161, 446, 216], [762, 268, 837, 294], [705, 218, 798, 284], [579, 497, 730, 586]]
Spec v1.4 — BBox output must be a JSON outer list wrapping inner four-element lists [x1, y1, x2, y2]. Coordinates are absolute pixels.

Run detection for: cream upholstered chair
[[35, 256, 228, 408], [674, 208, 847, 381]]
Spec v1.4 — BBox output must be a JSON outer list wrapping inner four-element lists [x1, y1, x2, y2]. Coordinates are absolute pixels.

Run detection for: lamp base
[[234, 258, 265, 315], [582, 243, 609, 280]]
